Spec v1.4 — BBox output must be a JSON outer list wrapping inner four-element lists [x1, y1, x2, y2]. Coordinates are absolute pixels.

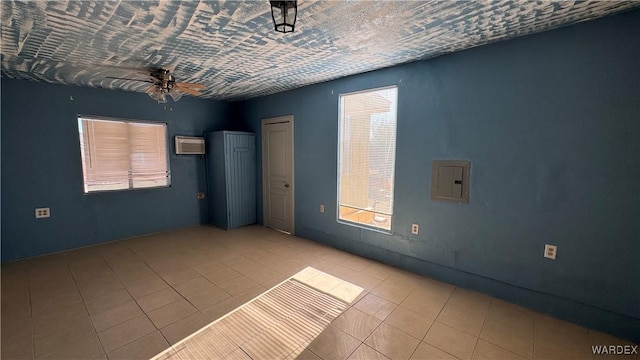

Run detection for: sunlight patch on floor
[[150, 267, 364, 360]]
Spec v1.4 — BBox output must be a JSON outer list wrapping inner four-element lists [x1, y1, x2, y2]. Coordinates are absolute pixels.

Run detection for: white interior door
[[262, 116, 294, 234]]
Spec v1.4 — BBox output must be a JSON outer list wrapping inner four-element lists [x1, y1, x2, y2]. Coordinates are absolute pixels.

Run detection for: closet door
[[225, 133, 256, 228]]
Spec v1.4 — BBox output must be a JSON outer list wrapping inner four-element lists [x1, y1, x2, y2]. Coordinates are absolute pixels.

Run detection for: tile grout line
[[137, 259, 189, 346], [83, 255, 137, 354], [98, 248, 169, 355], [140, 258, 207, 309], [354, 289, 389, 358], [407, 285, 457, 360], [127, 244, 222, 347], [476, 302, 535, 359], [308, 291, 357, 360], [423, 284, 455, 340], [469, 296, 492, 360], [346, 269, 435, 358], [65, 258, 108, 359]]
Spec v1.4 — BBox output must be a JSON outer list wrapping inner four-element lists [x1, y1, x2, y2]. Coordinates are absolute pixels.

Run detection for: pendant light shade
[[270, 1, 297, 33], [145, 85, 167, 103], [168, 87, 182, 102]]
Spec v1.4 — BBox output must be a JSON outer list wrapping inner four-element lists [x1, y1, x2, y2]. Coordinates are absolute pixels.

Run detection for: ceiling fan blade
[[107, 76, 155, 84], [175, 82, 206, 90], [175, 85, 201, 96]]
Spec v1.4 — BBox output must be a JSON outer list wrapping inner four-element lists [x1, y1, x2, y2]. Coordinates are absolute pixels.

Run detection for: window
[[77, 116, 170, 193], [338, 86, 397, 231]]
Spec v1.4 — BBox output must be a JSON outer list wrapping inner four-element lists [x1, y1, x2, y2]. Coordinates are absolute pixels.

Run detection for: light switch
[[431, 160, 471, 203]]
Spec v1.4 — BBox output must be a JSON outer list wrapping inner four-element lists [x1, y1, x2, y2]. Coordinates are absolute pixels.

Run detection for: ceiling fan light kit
[[146, 84, 167, 103], [270, 0, 297, 33], [108, 68, 205, 104], [168, 88, 183, 102]]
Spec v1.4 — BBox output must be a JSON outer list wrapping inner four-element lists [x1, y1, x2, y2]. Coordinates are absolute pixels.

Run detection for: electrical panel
[[431, 160, 471, 203]]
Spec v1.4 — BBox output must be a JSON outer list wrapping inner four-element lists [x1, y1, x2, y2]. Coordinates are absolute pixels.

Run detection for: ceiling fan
[[107, 68, 206, 103]]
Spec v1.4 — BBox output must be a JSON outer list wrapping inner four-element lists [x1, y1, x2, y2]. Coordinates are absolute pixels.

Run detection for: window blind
[[78, 116, 170, 193], [338, 87, 397, 231]]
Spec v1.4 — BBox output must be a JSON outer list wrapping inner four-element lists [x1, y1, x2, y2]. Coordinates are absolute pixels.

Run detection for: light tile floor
[[1, 225, 637, 360]]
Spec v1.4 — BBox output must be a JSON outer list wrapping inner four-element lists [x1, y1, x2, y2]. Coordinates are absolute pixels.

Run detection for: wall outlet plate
[[35, 207, 50, 218], [197, 192, 206, 200], [319, 204, 325, 213], [544, 244, 557, 260], [411, 223, 419, 235]]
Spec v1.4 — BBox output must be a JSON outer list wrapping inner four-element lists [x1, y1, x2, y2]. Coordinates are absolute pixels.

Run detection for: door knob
[[284, 183, 290, 188]]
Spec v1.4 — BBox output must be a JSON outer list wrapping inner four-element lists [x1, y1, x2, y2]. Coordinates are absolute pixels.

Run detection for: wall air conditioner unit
[[175, 136, 205, 155]]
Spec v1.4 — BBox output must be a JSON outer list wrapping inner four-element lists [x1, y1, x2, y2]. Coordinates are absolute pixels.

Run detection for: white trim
[[337, 219, 393, 235], [337, 96, 344, 230], [338, 84, 399, 97], [261, 115, 295, 235]]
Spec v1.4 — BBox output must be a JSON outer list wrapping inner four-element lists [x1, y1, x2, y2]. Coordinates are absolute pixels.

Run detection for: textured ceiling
[[2, 1, 638, 101]]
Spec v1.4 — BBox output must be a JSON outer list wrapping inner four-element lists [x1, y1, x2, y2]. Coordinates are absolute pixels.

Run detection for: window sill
[[337, 219, 393, 235]]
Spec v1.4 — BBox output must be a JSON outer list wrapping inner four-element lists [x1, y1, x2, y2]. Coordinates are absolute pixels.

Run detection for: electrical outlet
[[197, 192, 205, 200], [319, 204, 325, 213], [35, 208, 50, 219], [544, 244, 557, 260], [411, 223, 419, 235]]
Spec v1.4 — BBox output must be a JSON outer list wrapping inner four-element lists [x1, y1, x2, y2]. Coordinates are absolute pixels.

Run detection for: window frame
[[336, 85, 398, 234], [77, 114, 172, 194]]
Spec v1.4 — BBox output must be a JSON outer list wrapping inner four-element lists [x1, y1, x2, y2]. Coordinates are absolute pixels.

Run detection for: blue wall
[[1, 8, 638, 343], [1, 78, 230, 261], [242, 10, 640, 341]]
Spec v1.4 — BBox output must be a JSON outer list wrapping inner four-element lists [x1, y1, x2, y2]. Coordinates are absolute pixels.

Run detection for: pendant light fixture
[[145, 85, 167, 103], [270, 1, 297, 33]]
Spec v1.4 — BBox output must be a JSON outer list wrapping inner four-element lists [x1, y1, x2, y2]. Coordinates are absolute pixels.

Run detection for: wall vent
[[175, 136, 205, 155]]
